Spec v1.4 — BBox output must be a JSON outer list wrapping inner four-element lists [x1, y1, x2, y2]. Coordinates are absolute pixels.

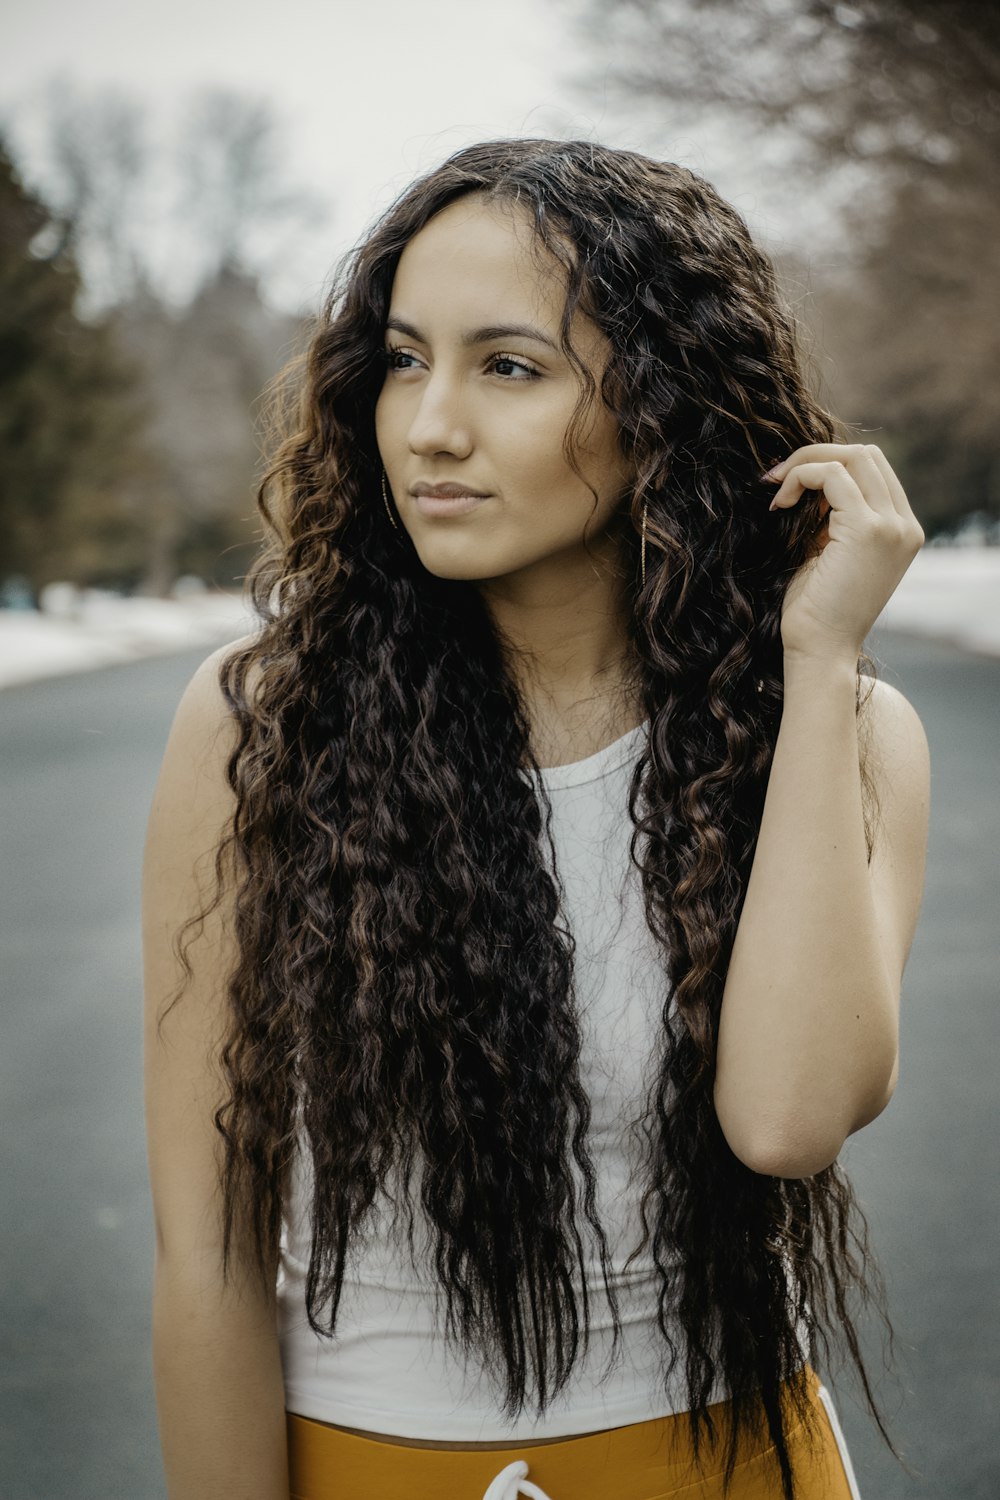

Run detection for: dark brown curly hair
[[166, 137, 897, 1500]]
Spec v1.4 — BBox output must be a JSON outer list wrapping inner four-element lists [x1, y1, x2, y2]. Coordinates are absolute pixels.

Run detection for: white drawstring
[[480, 1458, 555, 1500], [815, 1383, 864, 1500]]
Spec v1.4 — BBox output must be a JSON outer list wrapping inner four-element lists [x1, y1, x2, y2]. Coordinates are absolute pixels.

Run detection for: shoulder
[[146, 633, 263, 861], [183, 630, 264, 711], [857, 675, 931, 793], [168, 631, 263, 751]]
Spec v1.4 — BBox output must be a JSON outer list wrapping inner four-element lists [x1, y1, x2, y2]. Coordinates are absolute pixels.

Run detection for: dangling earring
[[640, 498, 648, 588], [381, 468, 400, 532]]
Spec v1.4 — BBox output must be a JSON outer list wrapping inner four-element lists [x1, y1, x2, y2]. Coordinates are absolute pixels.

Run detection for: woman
[[143, 138, 930, 1500]]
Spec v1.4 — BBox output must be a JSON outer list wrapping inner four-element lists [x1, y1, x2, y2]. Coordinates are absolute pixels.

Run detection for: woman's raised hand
[[763, 442, 925, 666]]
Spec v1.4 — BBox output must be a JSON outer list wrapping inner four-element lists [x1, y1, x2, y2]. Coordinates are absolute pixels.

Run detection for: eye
[[487, 352, 540, 381], [379, 346, 417, 372], [380, 345, 541, 381]]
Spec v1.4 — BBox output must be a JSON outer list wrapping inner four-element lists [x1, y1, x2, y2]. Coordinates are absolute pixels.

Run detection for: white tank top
[[276, 718, 800, 1438]]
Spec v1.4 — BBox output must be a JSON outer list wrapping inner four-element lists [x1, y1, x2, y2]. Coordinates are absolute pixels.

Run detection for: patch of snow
[[0, 589, 258, 690], [872, 546, 1000, 658]]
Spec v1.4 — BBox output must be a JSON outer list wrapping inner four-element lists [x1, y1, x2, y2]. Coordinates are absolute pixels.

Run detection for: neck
[[476, 534, 642, 756]]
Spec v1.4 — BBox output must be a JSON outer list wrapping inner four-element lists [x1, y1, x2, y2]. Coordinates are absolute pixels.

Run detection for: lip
[[413, 492, 489, 517], [411, 482, 491, 499], [409, 481, 491, 517]]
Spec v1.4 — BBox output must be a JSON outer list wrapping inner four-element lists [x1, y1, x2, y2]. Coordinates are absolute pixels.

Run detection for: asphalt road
[[0, 630, 997, 1499]]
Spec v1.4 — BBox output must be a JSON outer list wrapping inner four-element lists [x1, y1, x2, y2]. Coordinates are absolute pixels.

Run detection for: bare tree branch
[[172, 87, 329, 292], [12, 77, 331, 315], [33, 75, 152, 307], [563, 0, 1000, 188]]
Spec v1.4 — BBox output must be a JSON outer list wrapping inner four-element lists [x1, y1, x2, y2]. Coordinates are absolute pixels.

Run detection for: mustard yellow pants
[[286, 1365, 863, 1499]]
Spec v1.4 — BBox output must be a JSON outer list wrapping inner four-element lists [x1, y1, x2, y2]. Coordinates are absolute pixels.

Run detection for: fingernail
[[761, 463, 785, 480]]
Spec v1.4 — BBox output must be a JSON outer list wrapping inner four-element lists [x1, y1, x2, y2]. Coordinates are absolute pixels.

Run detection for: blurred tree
[[0, 137, 155, 598], [172, 88, 330, 302], [20, 76, 329, 315], [33, 81, 153, 313], [111, 265, 307, 595], [1, 83, 327, 594], [565, 0, 999, 187], [560, 0, 1000, 529], [795, 171, 1000, 534]]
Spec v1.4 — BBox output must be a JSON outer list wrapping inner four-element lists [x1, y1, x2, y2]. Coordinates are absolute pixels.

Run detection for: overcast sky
[[1, 0, 808, 316]]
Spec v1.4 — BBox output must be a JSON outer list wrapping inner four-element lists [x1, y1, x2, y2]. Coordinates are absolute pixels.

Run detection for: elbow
[[714, 1038, 899, 1178], [719, 1077, 896, 1177], [723, 1127, 844, 1180], [713, 1089, 848, 1179], [846, 1054, 899, 1135]]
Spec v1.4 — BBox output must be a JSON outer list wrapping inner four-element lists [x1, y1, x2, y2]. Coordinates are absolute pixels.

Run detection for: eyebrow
[[384, 315, 560, 353]]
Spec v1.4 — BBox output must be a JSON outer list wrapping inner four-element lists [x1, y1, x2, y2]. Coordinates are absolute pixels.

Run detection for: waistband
[[287, 1365, 835, 1500]]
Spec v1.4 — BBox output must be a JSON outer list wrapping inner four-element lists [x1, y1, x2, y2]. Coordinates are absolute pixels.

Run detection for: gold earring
[[640, 498, 648, 588], [381, 469, 401, 532]]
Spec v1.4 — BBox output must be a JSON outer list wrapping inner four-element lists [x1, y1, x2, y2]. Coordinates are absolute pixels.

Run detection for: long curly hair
[[166, 138, 897, 1499]]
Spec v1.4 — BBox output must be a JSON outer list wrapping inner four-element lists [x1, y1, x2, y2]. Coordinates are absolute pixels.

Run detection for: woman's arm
[[713, 660, 930, 1178], [713, 441, 929, 1178], [143, 639, 290, 1500]]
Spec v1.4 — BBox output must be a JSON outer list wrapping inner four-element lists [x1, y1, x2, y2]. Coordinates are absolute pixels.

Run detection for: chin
[[415, 556, 497, 584], [408, 535, 506, 584]]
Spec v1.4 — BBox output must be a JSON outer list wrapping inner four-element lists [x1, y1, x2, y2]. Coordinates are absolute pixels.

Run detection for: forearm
[[713, 653, 896, 1177], [153, 1251, 290, 1500]]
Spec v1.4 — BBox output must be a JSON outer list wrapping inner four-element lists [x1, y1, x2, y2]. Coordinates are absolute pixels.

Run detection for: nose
[[405, 368, 473, 460]]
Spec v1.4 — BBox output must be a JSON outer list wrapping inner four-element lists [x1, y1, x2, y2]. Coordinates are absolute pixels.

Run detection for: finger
[[767, 444, 895, 517], [763, 443, 849, 477], [769, 461, 868, 515], [862, 445, 916, 520], [841, 447, 896, 518]]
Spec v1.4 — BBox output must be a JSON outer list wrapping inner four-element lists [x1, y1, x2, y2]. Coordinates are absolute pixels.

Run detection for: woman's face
[[374, 193, 633, 585]]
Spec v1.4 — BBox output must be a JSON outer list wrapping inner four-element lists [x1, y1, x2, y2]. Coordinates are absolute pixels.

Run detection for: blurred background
[[1, 2, 997, 1497]]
